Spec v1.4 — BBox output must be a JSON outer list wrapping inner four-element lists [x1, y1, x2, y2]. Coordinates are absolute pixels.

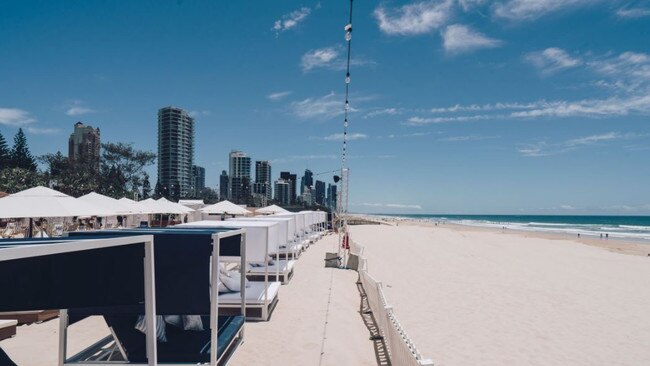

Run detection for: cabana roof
[[255, 204, 289, 215]]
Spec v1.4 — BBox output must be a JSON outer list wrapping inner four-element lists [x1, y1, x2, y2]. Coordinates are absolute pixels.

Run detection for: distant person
[[606, 233, 609, 239], [600, 233, 603, 239], [578, 233, 581, 238], [183, 215, 188, 223], [220, 213, 225, 221]]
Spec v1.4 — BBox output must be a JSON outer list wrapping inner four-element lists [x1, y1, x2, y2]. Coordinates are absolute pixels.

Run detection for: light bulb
[[345, 32, 352, 41]]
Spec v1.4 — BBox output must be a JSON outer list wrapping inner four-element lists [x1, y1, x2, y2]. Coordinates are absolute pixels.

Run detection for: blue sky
[[1, 0, 650, 214]]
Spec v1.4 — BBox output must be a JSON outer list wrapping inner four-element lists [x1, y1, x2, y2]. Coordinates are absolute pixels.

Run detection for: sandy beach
[[350, 221, 650, 366]]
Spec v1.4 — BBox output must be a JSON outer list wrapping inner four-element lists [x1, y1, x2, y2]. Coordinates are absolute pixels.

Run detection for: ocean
[[372, 214, 650, 242]]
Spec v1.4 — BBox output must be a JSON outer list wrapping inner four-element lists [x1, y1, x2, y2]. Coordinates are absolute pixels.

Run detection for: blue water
[[373, 214, 650, 242]]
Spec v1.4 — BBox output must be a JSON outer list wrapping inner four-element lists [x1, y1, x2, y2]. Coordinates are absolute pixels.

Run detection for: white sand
[[350, 223, 650, 366], [229, 233, 376, 366], [0, 233, 377, 366]]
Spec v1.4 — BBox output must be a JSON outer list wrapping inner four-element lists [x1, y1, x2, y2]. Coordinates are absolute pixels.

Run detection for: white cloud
[[267, 91, 292, 101], [442, 24, 502, 54], [26, 127, 60, 135], [458, 0, 487, 11], [290, 92, 354, 120], [518, 131, 647, 157], [525, 47, 582, 74], [439, 135, 499, 141], [65, 106, 94, 116], [374, 0, 453, 35], [321, 133, 368, 141], [301, 47, 339, 71], [188, 110, 210, 117], [0, 108, 35, 126], [616, 7, 650, 18], [355, 202, 423, 210], [405, 114, 495, 125], [364, 108, 400, 119], [300, 47, 374, 72], [493, 0, 599, 21], [559, 205, 576, 210], [509, 94, 650, 118], [272, 7, 311, 35]]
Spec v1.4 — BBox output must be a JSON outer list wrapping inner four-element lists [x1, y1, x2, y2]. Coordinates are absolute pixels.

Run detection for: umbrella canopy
[[0, 186, 115, 219], [255, 204, 289, 215], [78, 192, 138, 215], [118, 197, 159, 214], [157, 197, 194, 214], [200, 200, 251, 215]]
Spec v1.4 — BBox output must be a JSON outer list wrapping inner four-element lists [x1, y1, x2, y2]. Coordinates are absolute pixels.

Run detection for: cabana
[[228, 217, 298, 283], [271, 212, 310, 249], [78, 192, 138, 229], [176, 220, 280, 321], [67, 228, 246, 365]]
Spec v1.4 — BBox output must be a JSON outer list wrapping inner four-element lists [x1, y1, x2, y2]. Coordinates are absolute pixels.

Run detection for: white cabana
[[118, 197, 160, 215], [200, 200, 251, 216], [0, 186, 115, 219], [255, 204, 289, 215]]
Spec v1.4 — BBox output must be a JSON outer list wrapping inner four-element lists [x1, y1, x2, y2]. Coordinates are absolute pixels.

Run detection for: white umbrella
[[255, 204, 289, 215], [118, 197, 160, 214], [79, 192, 138, 215], [200, 200, 251, 215], [0, 186, 115, 219], [157, 197, 194, 214]]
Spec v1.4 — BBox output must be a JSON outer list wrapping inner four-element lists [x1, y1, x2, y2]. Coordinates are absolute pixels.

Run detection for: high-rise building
[[327, 184, 338, 211], [219, 170, 229, 201], [300, 169, 313, 195], [68, 122, 100, 170], [158, 106, 195, 199], [229, 150, 251, 203], [314, 180, 326, 205], [274, 179, 290, 206], [280, 171, 297, 204], [255, 160, 272, 200], [192, 165, 206, 197]]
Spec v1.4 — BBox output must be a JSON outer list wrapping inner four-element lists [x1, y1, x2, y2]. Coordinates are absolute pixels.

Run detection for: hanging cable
[[336, 0, 354, 262]]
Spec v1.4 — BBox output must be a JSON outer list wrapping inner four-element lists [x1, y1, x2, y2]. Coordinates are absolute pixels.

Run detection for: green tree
[[11, 128, 37, 171], [0, 131, 10, 169], [0, 168, 45, 193], [101, 142, 155, 198], [141, 173, 151, 199], [40, 152, 99, 196], [154, 180, 163, 199]]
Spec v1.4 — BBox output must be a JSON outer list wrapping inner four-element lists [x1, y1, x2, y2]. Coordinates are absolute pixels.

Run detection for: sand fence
[[349, 239, 434, 366]]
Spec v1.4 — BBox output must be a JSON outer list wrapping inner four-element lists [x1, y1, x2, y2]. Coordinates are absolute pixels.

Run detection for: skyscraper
[[315, 180, 326, 205], [280, 171, 297, 204], [254, 160, 272, 200], [327, 184, 338, 211], [158, 106, 195, 199], [274, 179, 290, 206], [192, 165, 205, 197], [229, 150, 251, 204], [68, 122, 100, 170], [300, 169, 313, 195], [219, 170, 229, 201]]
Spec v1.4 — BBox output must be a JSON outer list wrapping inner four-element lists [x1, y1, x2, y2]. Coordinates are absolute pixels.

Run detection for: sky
[[1, 0, 649, 215]]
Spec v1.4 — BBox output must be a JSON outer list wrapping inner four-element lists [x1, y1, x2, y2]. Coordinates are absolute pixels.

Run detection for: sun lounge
[[0, 310, 59, 325], [176, 220, 282, 321]]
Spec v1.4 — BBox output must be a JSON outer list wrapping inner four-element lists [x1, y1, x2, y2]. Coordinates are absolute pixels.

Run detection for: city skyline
[[2, 1, 650, 214]]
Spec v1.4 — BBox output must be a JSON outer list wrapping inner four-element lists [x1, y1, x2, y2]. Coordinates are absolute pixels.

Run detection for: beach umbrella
[[79, 192, 139, 215], [255, 204, 289, 215], [0, 186, 115, 219], [200, 200, 251, 215], [157, 197, 194, 214], [118, 197, 160, 214]]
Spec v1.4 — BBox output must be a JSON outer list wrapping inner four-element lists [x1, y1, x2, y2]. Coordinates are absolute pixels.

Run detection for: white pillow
[[222, 271, 250, 292]]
